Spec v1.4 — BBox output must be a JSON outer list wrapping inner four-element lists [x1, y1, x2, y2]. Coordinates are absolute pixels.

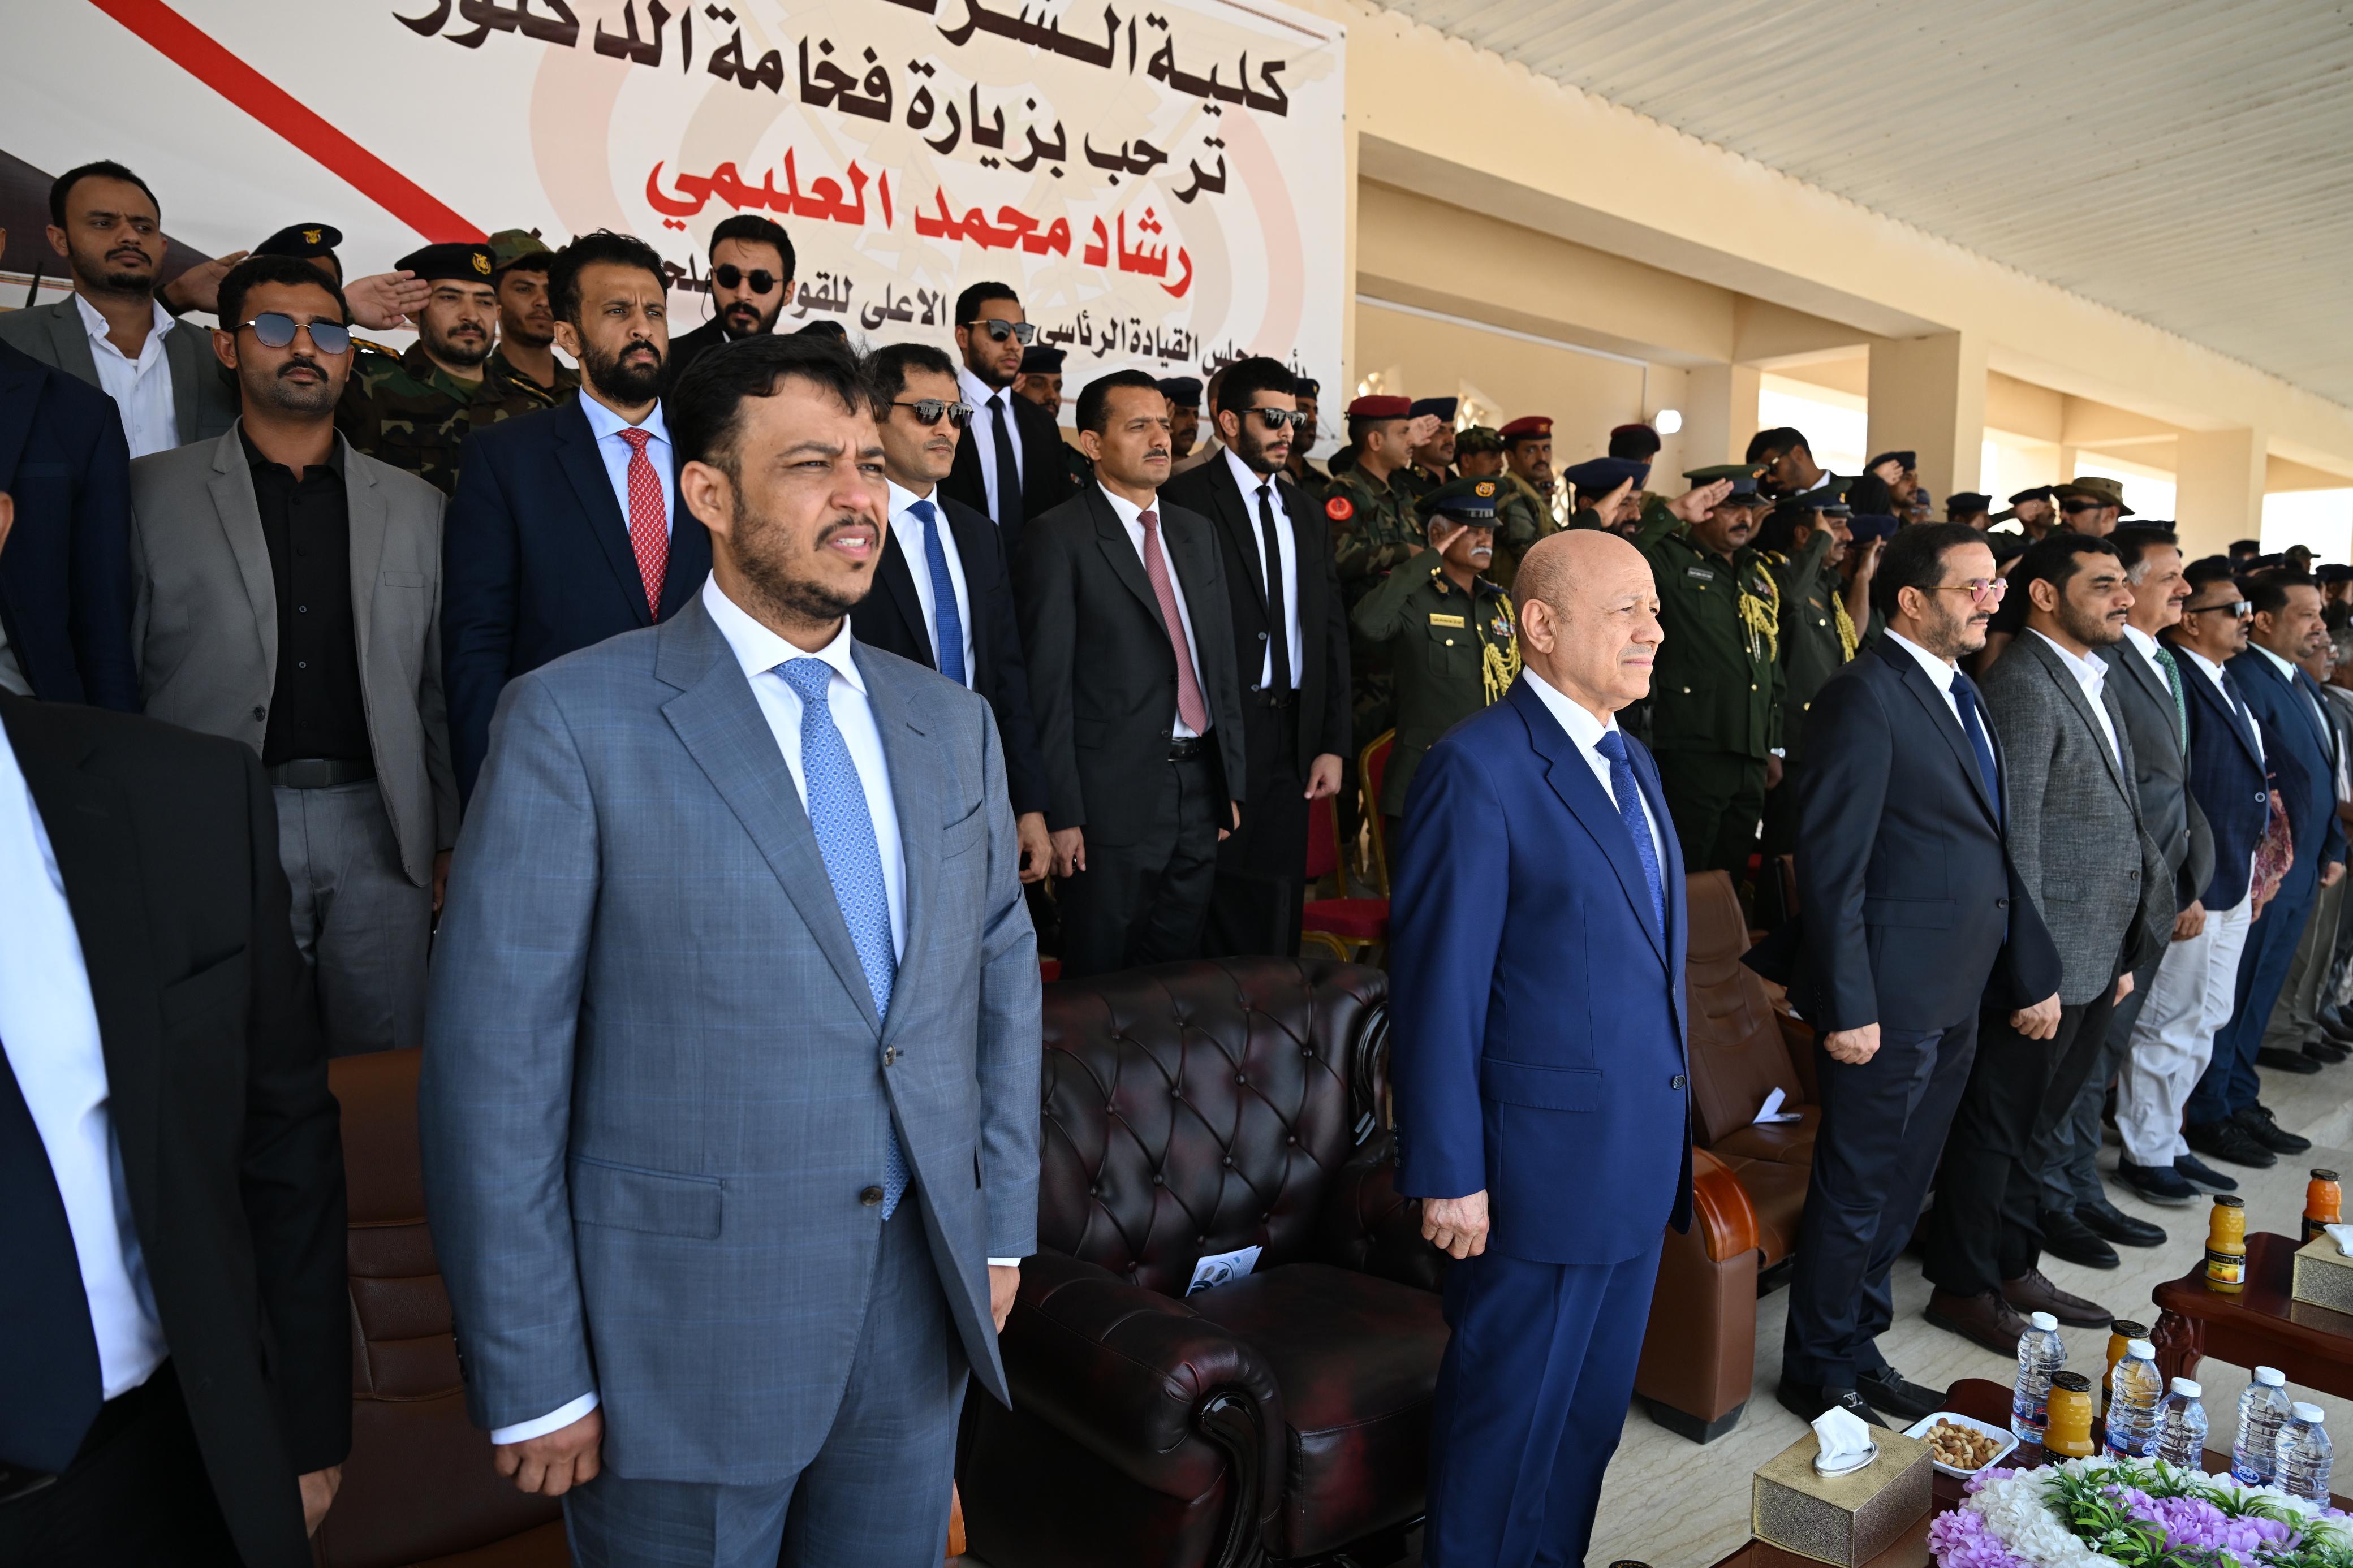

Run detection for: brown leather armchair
[[959, 958, 1446, 1568], [314, 1049, 568, 1568]]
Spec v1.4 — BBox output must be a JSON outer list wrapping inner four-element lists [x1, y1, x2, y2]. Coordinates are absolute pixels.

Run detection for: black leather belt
[[0, 1361, 175, 1505], [1167, 736, 1206, 761], [266, 758, 376, 789], [1252, 689, 1296, 709]]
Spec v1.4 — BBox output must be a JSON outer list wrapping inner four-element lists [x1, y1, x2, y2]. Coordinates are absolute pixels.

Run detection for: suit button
[[2259, 793, 2269, 803], [1670, 1074, 1688, 1091], [882, 1046, 898, 1065], [1258, 631, 1268, 640], [251, 706, 266, 721], [859, 1186, 885, 1206], [1445, 637, 1454, 646], [1997, 898, 2009, 909]]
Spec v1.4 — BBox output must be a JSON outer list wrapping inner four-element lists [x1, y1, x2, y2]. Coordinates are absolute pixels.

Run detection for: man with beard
[[483, 229, 578, 405], [1757, 482, 1873, 856], [1867, 450, 1919, 509], [1497, 416, 1557, 557], [1992, 485, 2058, 541], [339, 241, 542, 496], [0, 160, 239, 454], [126, 253, 453, 1056], [1013, 343, 1063, 418], [1284, 375, 1333, 499], [1163, 356, 1350, 955], [666, 215, 795, 386], [942, 283, 1076, 558], [1157, 377, 1204, 466], [441, 231, 712, 801], [1918, 533, 2169, 1350], [1635, 466, 1786, 885], [1396, 396, 1458, 506], [2054, 476, 2131, 538]]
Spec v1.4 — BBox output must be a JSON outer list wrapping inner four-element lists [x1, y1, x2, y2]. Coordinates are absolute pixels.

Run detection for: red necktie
[[617, 427, 667, 618], [1139, 508, 1209, 734]]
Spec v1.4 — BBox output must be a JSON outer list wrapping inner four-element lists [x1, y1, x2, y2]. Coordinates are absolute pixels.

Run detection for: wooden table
[[2151, 1230, 2353, 1399]]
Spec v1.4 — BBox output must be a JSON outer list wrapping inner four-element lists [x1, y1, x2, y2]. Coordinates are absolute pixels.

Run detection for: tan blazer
[[129, 424, 455, 885]]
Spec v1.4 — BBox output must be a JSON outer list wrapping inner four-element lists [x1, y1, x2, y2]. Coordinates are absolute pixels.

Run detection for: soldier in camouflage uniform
[[1395, 395, 1458, 508], [483, 228, 578, 411], [1754, 481, 1872, 856], [1285, 375, 1334, 501], [1325, 394, 1434, 756], [337, 241, 546, 495], [1491, 416, 1559, 587]]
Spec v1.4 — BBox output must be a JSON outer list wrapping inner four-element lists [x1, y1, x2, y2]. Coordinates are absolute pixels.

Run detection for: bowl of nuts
[[1903, 1411, 2018, 1477]]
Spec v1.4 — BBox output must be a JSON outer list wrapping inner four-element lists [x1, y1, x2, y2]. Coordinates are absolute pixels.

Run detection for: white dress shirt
[[2029, 629, 2123, 770], [1884, 629, 1965, 727], [577, 391, 673, 538], [1101, 483, 1209, 738], [76, 293, 177, 459], [1522, 667, 1667, 878], [957, 365, 1022, 524], [2178, 644, 2264, 764], [1223, 449, 1303, 690], [887, 479, 975, 688], [0, 720, 169, 1402], [2121, 623, 2172, 695]]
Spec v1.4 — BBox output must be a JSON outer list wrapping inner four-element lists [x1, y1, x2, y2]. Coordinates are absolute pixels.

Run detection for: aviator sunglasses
[[237, 313, 352, 355], [892, 399, 975, 429], [963, 319, 1038, 345]]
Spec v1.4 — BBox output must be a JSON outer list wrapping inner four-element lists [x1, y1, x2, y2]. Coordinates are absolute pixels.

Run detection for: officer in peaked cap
[[254, 222, 344, 283], [1561, 456, 1650, 532]]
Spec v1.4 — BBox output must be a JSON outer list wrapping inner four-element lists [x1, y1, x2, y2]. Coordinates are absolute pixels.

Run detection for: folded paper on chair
[[1755, 1086, 1804, 1125], [1753, 1427, 1931, 1566]]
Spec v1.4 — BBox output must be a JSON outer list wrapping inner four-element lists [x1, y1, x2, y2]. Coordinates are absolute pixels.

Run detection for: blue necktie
[[1593, 731, 1665, 933], [777, 659, 908, 1220], [1953, 676, 2002, 825], [908, 499, 966, 688], [0, 1034, 105, 1471]]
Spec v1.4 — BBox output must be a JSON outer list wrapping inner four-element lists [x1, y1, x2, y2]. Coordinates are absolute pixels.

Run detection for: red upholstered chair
[[315, 1049, 567, 1567], [1359, 731, 1395, 895], [959, 958, 1445, 1568], [1299, 792, 1389, 964]]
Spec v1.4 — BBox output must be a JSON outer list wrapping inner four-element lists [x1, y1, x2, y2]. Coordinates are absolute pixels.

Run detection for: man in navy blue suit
[[0, 339, 137, 709], [1391, 529, 1691, 1567], [2187, 570, 2345, 1167], [441, 231, 712, 800]]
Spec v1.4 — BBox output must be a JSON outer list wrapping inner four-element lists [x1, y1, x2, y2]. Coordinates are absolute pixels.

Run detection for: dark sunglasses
[[963, 319, 1037, 345], [712, 265, 779, 294], [2059, 499, 2104, 514], [238, 313, 351, 355], [1248, 408, 1309, 431], [891, 398, 973, 429], [2186, 599, 2253, 618]]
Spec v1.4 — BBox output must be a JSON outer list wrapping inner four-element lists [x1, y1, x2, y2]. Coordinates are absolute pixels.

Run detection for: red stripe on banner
[[85, 0, 482, 242]]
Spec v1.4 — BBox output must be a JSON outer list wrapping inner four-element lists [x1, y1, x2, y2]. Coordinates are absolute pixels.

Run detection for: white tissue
[[1813, 1404, 1876, 1466], [2325, 1222, 2353, 1258]]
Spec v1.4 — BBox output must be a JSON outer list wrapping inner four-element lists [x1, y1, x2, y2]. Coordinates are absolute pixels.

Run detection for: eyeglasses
[[891, 398, 973, 429], [1932, 577, 2010, 604], [236, 312, 352, 355], [1248, 408, 1309, 431], [712, 265, 779, 295], [2186, 599, 2253, 619], [963, 319, 1038, 345]]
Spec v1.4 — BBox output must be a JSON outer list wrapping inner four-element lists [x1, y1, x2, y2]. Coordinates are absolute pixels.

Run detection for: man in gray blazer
[[420, 332, 1041, 1567], [130, 254, 454, 1056], [2038, 526, 2214, 1264], [1921, 532, 2170, 1353], [0, 160, 238, 455]]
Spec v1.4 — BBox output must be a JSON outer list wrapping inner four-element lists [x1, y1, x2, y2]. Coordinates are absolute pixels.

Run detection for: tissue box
[[2292, 1234, 2353, 1316], [1752, 1427, 1932, 1567]]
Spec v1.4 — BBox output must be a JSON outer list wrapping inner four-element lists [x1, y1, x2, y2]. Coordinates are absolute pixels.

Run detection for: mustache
[[277, 355, 326, 378]]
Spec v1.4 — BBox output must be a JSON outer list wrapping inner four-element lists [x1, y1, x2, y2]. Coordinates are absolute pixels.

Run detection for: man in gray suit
[[1921, 532, 2170, 1353], [129, 253, 454, 1057], [0, 161, 238, 456], [2037, 526, 2213, 1264], [421, 332, 1041, 1567]]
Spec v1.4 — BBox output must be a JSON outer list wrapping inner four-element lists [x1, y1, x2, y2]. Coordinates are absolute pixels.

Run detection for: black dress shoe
[[2175, 1154, 2240, 1194], [2038, 1208, 2121, 1269], [1775, 1378, 1887, 1429], [2240, 1104, 2313, 1154], [1856, 1366, 1946, 1423], [2187, 1118, 2279, 1169], [2256, 1047, 2324, 1075], [2076, 1197, 2167, 1247], [2305, 1038, 2348, 1065]]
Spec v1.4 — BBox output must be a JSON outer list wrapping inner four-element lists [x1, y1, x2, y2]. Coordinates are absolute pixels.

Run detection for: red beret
[[1346, 395, 1412, 419], [1499, 416, 1553, 441]]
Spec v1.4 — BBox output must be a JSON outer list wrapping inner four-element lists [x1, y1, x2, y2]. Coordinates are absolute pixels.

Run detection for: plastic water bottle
[[2153, 1378, 2209, 1467], [2277, 1403, 2334, 1504], [2233, 1366, 2292, 1484], [2011, 1310, 2066, 1443], [2105, 1338, 2164, 1458]]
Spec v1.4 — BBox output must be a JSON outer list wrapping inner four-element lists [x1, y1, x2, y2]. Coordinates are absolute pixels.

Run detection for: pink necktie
[[1140, 508, 1209, 734], [617, 427, 667, 618]]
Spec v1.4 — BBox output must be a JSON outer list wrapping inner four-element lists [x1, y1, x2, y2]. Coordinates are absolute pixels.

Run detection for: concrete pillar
[[2175, 427, 2269, 559], [1867, 331, 1986, 503], [1683, 362, 1762, 469]]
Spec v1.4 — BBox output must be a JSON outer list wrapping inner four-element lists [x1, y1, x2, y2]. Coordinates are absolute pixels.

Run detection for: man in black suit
[[1018, 370, 1246, 978], [852, 341, 1052, 881], [0, 339, 137, 709], [663, 215, 795, 387], [941, 282, 1075, 563], [1753, 521, 2061, 1426], [1162, 356, 1350, 955], [0, 490, 347, 1563], [442, 231, 712, 800]]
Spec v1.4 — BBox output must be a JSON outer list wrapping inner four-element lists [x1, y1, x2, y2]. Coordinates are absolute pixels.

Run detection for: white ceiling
[[1372, 0, 2353, 408]]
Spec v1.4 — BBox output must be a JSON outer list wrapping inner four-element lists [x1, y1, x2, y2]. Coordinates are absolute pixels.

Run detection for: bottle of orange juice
[[2306, 1169, 2342, 1246], [2207, 1195, 2247, 1292], [2045, 1372, 2096, 1458]]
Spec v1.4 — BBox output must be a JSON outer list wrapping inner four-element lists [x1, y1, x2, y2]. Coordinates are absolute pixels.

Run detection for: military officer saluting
[[1753, 480, 1887, 854], [1397, 396, 1459, 506], [337, 239, 545, 494], [1634, 463, 1786, 886], [1561, 455, 1649, 533], [1350, 475, 1520, 857], [252, 221, 346, 283], [1328, 394, 1437, 754], [1494, 415, 1558, 566]]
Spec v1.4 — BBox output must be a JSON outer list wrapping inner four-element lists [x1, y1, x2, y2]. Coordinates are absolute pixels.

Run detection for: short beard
[[503, 319, 554, 350], [425, 329, 492, 369], [730, 498, 873, 626], [1232, 424, 1284, 476], [584, 339, 665, 405], [71, 247, 155, 298], [2059, 597, 2123, 647], [246, 359, 339, 417], [721, 300, 780, 340]]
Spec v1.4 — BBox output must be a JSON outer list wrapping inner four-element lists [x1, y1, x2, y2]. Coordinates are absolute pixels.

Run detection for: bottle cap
[[2030, 1311, 2059, 1331], [2216, 1194, 2245, 1207], [2315, 1168, 2341, 1182], [2257, 1366, 2288, 1386], [2052, 1371, 2090, 1391], [2173, 1378, 2202, 1397], [2295, 1402, 2326, 1422], [2111, 1319, 2149, 1338], [2129, 1339, 2157, 1358]]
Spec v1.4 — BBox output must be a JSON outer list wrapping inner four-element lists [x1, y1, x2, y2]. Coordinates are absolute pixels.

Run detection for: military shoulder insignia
[[1325, 495, 1354, 521], [351, 336, 400, 358]]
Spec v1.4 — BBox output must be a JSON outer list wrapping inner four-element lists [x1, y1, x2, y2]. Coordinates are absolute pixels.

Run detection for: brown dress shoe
[[2002, 1267, 2112, 1327], [1925, 1288, 2029, 1355]]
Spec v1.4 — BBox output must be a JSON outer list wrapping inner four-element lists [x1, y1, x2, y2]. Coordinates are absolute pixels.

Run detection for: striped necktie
[[2151, 643, 2188, 755]]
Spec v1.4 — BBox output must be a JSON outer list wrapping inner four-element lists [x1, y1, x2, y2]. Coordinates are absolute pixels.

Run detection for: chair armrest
[[1690, 1147, 1761, 1264], [1001, 1254, 1285, 1556], [1315, 1130, 1445, 1293]]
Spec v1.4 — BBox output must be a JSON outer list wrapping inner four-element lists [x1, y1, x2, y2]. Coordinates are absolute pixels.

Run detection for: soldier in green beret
[[1350, 475, 1521, 860], [483, 228, 579, 409], [1633, 465, 1786, 888], [338, 240, 548, 495]]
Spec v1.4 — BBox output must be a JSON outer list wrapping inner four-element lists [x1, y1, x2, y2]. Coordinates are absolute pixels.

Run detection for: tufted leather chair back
[[1037, 958, 1389, 1299], [1682, 870, 1804, 1147]]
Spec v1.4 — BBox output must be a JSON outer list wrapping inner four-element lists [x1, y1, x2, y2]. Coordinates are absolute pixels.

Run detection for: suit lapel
[[204, 427, 279, 681], [1510, 681, 1667, 965], [164, 317, 201, 446], [1205, 459, 1269, 611], [2019, 634, 2131, 804], [2186, 657, 2265, 769], [551, 399, 652, 628], [44, 302, 100, 387], [942, 498, 998, 686], [343, 439, 387, 675], [861, 646, 937, 1047], [1877, 642, 1998, 827], [1161, 498, 1222, 612], [0, 355, 40, 488], [1090, 489, 1161, 621], [2296, 669, 2340, 771], [873, 525, 933, 671]]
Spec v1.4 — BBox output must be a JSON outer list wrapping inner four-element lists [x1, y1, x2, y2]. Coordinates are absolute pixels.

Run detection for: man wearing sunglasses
[[942, 282, 1076, 559], [127, 251, 456, 1065], [1162, 357, 1351, 957], [2053, 475, 2130, 538], [666, 215, 795, 387]]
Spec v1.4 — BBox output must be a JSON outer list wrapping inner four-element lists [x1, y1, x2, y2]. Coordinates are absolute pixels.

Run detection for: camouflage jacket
[[485, 344, 578, 410], [338, 340, 547, 495], [1325, 464, 1423, 605]]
